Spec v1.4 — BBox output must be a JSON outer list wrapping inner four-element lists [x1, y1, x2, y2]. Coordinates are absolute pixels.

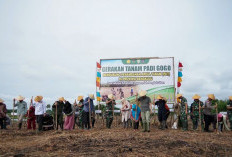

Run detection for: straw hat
[[229, 96, 232, 101], [0, 98, 4, 103], [77, 96, 83, 101], [16, 95, 25, 101], [34, 96, 43, 102], [89, 94, 95, 100], [176, 94, 183, 98], [156, 95, 163, 100], [108, 94, 114, 100], [58, 97, 65, 101], [139, 90, 147, 97], [192, 94, 201, 100], [208, 94, 215, 100]]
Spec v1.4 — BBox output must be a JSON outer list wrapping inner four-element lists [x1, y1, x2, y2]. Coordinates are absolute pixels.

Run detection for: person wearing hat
[[203, 94, 217, 132], [176, 94, 188, 131], [190, 94, 204, 131], [52, 97, 65, 130], [136, 90, 152, 132], [33, 96, 47, 132], [226, 96, 232, 130], [73, 96, 84, 129], [121, 98, 130, 129], [83, 94, 95, 130], [0, 98, 7, 129], [105, 94, 116, 129], [13, 95, 28, 130], [154, 95, 168, 130]]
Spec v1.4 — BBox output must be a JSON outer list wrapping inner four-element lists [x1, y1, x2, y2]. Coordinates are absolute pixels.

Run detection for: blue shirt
[[83, 97, 95, 112]]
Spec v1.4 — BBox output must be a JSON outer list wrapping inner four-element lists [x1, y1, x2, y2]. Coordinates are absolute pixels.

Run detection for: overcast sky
[[0, 0, 232, 109]]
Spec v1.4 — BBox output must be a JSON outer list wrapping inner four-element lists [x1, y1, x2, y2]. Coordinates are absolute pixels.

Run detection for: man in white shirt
[[33, 96, 46, 131]]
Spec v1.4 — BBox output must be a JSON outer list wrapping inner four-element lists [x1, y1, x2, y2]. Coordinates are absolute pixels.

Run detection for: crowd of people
[[0, 91, 232, 133]]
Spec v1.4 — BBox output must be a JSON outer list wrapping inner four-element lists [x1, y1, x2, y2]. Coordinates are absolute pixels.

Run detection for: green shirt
[[180, 97, 188, 115], [191, 100, 204, 117]]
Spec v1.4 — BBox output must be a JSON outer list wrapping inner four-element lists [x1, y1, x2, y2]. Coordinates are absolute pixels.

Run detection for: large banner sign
[[100, 57, 175, 103]]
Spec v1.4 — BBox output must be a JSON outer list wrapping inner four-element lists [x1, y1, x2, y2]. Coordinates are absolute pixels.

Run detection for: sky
[[0, 0, 232, 109]]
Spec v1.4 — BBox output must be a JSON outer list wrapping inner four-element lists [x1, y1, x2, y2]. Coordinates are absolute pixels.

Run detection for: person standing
[[136, 90, 152, 132], [121, 98, 130, 129], [190, 94, 204, 131], [33, 96, 47, 132], [176, 94, 188, 131], [203, 94, 217, 132], [105, 94, 116, 129], [14, 95, 27, 130], [131, 104, 141, 130], [172, 102, 181, 130], [63, 99, 74, 130], [227, 96, 232, 131], [77, 96, 84, 129], [83, 94, 95, 130], [52, 97, 64, 130], [154, 95, 167, 130], [130, 87, 134, 96], [0, 98, 7, 130], [25, 105, 36, 130]]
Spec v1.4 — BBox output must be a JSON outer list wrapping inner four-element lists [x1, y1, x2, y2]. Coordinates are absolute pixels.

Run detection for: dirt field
[[1, 124, 232, 157]]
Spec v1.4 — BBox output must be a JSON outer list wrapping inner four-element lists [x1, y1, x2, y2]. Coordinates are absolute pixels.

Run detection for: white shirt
[[33, 101, 47, 115]]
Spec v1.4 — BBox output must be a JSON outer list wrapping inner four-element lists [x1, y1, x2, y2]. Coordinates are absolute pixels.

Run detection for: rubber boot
[[161, 121, 165, 130], [142, 122, 147, 132], [18, 123, 22, 130], [159, 122, 162, 129], [147, 123, 150, 132]]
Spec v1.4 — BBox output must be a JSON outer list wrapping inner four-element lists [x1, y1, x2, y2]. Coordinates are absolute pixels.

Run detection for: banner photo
[[100, 57, 175, 103]]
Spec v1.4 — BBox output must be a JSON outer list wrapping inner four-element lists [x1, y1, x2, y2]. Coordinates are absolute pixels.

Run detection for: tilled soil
[[1, 127, 232, 157]]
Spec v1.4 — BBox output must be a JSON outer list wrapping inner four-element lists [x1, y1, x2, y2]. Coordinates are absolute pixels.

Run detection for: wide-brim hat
[[108, 94, 114, 100], [77, 96, 83, 101], [34, 96, 43, 102], [176, 94, 183, 98], [58, 97, 65, 101], [89, 94, 95, 100], [192, 94, 201, 100], [16, 95, 25, 101], [0, 98, 4, 103], [156, 95, 163, 100], [229, 96, 232, 101], [208, 94, 215, 100], [139, 90, 147, 97]]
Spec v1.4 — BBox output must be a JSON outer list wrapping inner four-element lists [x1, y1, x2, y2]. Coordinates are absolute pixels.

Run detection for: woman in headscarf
[[63, 99, 74, 130], [121, 98, 130, 129], [131, 104, 141, 130]]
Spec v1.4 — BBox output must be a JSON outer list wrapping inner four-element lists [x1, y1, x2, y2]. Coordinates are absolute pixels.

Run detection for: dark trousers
[[204, 114, 216, 131], [133, 121, 139, 129], [0, 118, 6, 129], [36, 115, 44, 131], [158, 110, 167, 122], [83, 111, 90, 129], [73, 115, 78, 129], [91, 117, 95, 128]]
